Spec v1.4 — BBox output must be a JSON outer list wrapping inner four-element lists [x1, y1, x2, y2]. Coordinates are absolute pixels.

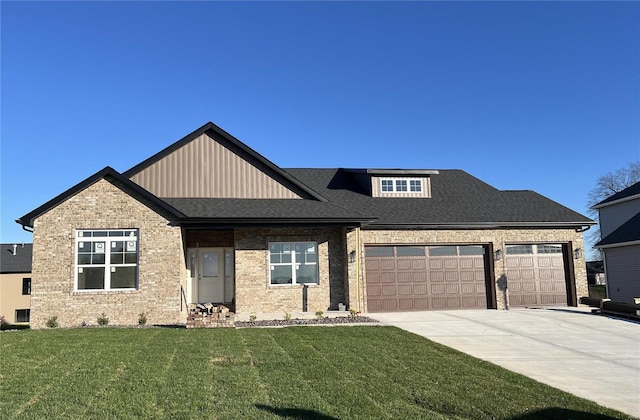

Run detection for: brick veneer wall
[[348, 228, 588, 311], [234, 227, 347, 315], [30, 178, 187, 329]]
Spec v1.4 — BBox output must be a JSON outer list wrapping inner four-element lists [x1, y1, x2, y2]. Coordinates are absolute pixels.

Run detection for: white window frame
[[269, 241, 319, 285], [75, 229, 139, 291], [380, 178, 423, 193]]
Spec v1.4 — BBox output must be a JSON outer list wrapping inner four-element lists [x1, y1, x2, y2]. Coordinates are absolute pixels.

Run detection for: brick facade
[[234, 227, 347, 315], [29, 178, 588, 326], [30, 179, 187, 329], [348, 228, 588, 311]]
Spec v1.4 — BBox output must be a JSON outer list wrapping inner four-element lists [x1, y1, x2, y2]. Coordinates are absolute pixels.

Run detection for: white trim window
[[269, 242, 318, 285], [75, 229, 139, 291], [380, 178, 423, 193]]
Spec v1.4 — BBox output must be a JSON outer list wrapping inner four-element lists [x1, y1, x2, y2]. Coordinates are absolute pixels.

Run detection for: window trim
[[380, 177, 423, 193], [22, 277, 31, 295], [74, 229, 139, 292], [269, 241, 319, 286], [15, 309, 30, 323]]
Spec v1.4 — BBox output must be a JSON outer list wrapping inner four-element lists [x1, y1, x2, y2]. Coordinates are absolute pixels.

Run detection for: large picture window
[[269, 242, 318, 285], [76, 229, 139, 291]]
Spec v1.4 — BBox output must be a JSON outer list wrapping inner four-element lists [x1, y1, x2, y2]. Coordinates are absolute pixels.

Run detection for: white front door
[[187, 247, 234, 304]]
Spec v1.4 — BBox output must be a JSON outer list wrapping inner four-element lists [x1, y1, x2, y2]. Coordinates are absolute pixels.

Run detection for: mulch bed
[[235, 316, 379, 328]]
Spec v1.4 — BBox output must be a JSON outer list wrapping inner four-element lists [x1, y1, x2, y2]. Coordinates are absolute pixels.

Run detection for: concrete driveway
[[368, 307, 640, 418]]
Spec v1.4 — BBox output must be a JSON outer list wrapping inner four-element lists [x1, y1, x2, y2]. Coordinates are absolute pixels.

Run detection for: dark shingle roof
[[0, 243, 32, 273], [594, 181, 640, 208], [596, 212, 640, 247], [163, 198, 374, 225], [284, 168, 593, 228]]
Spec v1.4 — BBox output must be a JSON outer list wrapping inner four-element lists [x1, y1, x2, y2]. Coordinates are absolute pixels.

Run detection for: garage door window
[[459, 245, 485, 256], [365, 246, 394, 257], [428, 246, 457, 256], [396, 246, 426, 256], [506, 245, 533, 255], [536, 244, 562, 254]]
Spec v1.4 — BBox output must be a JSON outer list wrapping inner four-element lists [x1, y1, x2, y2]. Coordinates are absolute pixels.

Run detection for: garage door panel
[[431, 284, 446, 294], [412, 272, 427, 283], [382, 300, 398, 311], [397, 285, 413, 295], [398, 298, 414, 310], [413, 284, 428, 295], [445, 284, 460, 294], [429, 259, 443, 269], [445, 271, 459, 282], [413, 298, 429, 309], [380, 260, 396, 270], [459, 259, 474, 269], [365, 259, 381, 270], [381, 272, 396, 283], [367, 285, 382, 297], [397, 259, 412, 270], [461, 283, 477, 294], [397, 272, 412, 283], [411, 259, 426, 270], [460, 271, 476, 281], [444, 259, 458, 269], [430, 272, 444, 282], [382, 285, 397, 296]]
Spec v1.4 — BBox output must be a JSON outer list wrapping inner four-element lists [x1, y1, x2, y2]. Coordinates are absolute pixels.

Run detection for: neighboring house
[[0, 243, 32, 324], [593, 181, 640, 304], [16, 122, 594, 328]]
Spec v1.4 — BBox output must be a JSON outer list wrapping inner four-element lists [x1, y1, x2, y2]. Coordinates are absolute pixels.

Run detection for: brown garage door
[[505, 244, 568, 307], [365, 245, 489, 312]]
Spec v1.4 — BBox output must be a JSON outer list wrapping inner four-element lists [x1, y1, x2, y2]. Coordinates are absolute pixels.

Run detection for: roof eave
[[364, 221, 595, 230], [179, 216, 376, 228], [596, 239, 640, 249], [592, 193, 640, 209]]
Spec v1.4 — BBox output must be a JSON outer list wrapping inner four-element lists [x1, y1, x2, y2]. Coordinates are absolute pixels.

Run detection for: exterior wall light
[[495, 249, 503, 261], [573, 248, 583, 259], [349, 250, 357, 263]]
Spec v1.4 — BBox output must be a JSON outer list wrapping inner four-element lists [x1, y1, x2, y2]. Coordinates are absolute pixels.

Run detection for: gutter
[[364, 221, 596, 230]]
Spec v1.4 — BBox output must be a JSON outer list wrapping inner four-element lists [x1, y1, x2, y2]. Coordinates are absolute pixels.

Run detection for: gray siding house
[[17, 122, 594, 328], [593, 181, 640, 303]]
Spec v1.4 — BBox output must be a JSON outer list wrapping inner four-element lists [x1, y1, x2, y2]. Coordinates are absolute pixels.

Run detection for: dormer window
[[380, 178, 422, 194]]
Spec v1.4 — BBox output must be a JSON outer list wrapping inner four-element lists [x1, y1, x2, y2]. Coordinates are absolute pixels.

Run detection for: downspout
[[355, 226, 362, 312]]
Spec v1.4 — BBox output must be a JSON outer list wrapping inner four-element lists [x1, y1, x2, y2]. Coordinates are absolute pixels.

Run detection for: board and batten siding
[[598, 199, 640, 238], [604, 245, 640, 304], [130, 133, 302, 199]]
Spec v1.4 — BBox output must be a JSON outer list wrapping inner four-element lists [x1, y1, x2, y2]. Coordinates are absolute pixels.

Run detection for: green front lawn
[[0, 326, 628, 419]]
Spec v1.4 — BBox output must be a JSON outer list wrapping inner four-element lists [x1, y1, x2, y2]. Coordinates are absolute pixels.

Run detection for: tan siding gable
[[129, 134, 302, 199]]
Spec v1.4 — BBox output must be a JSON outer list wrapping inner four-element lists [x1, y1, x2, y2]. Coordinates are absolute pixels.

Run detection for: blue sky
[[2, 1, 639, 255]]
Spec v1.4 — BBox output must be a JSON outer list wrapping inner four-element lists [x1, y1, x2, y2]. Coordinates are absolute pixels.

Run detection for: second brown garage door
[[365, 245, 490, 312]]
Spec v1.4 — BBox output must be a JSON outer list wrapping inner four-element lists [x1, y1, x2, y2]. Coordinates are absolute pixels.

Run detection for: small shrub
[[97, 313, 109, 327], [315, 310, 324, 319], [0, 314, 6, 326], [138, 312, 147, 327], [80, 320, 88, 328], [284, 312, 292, 322], [249, 314, 257, 323], [349, 308, 358, 319], [45, 316, 58, 329]]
